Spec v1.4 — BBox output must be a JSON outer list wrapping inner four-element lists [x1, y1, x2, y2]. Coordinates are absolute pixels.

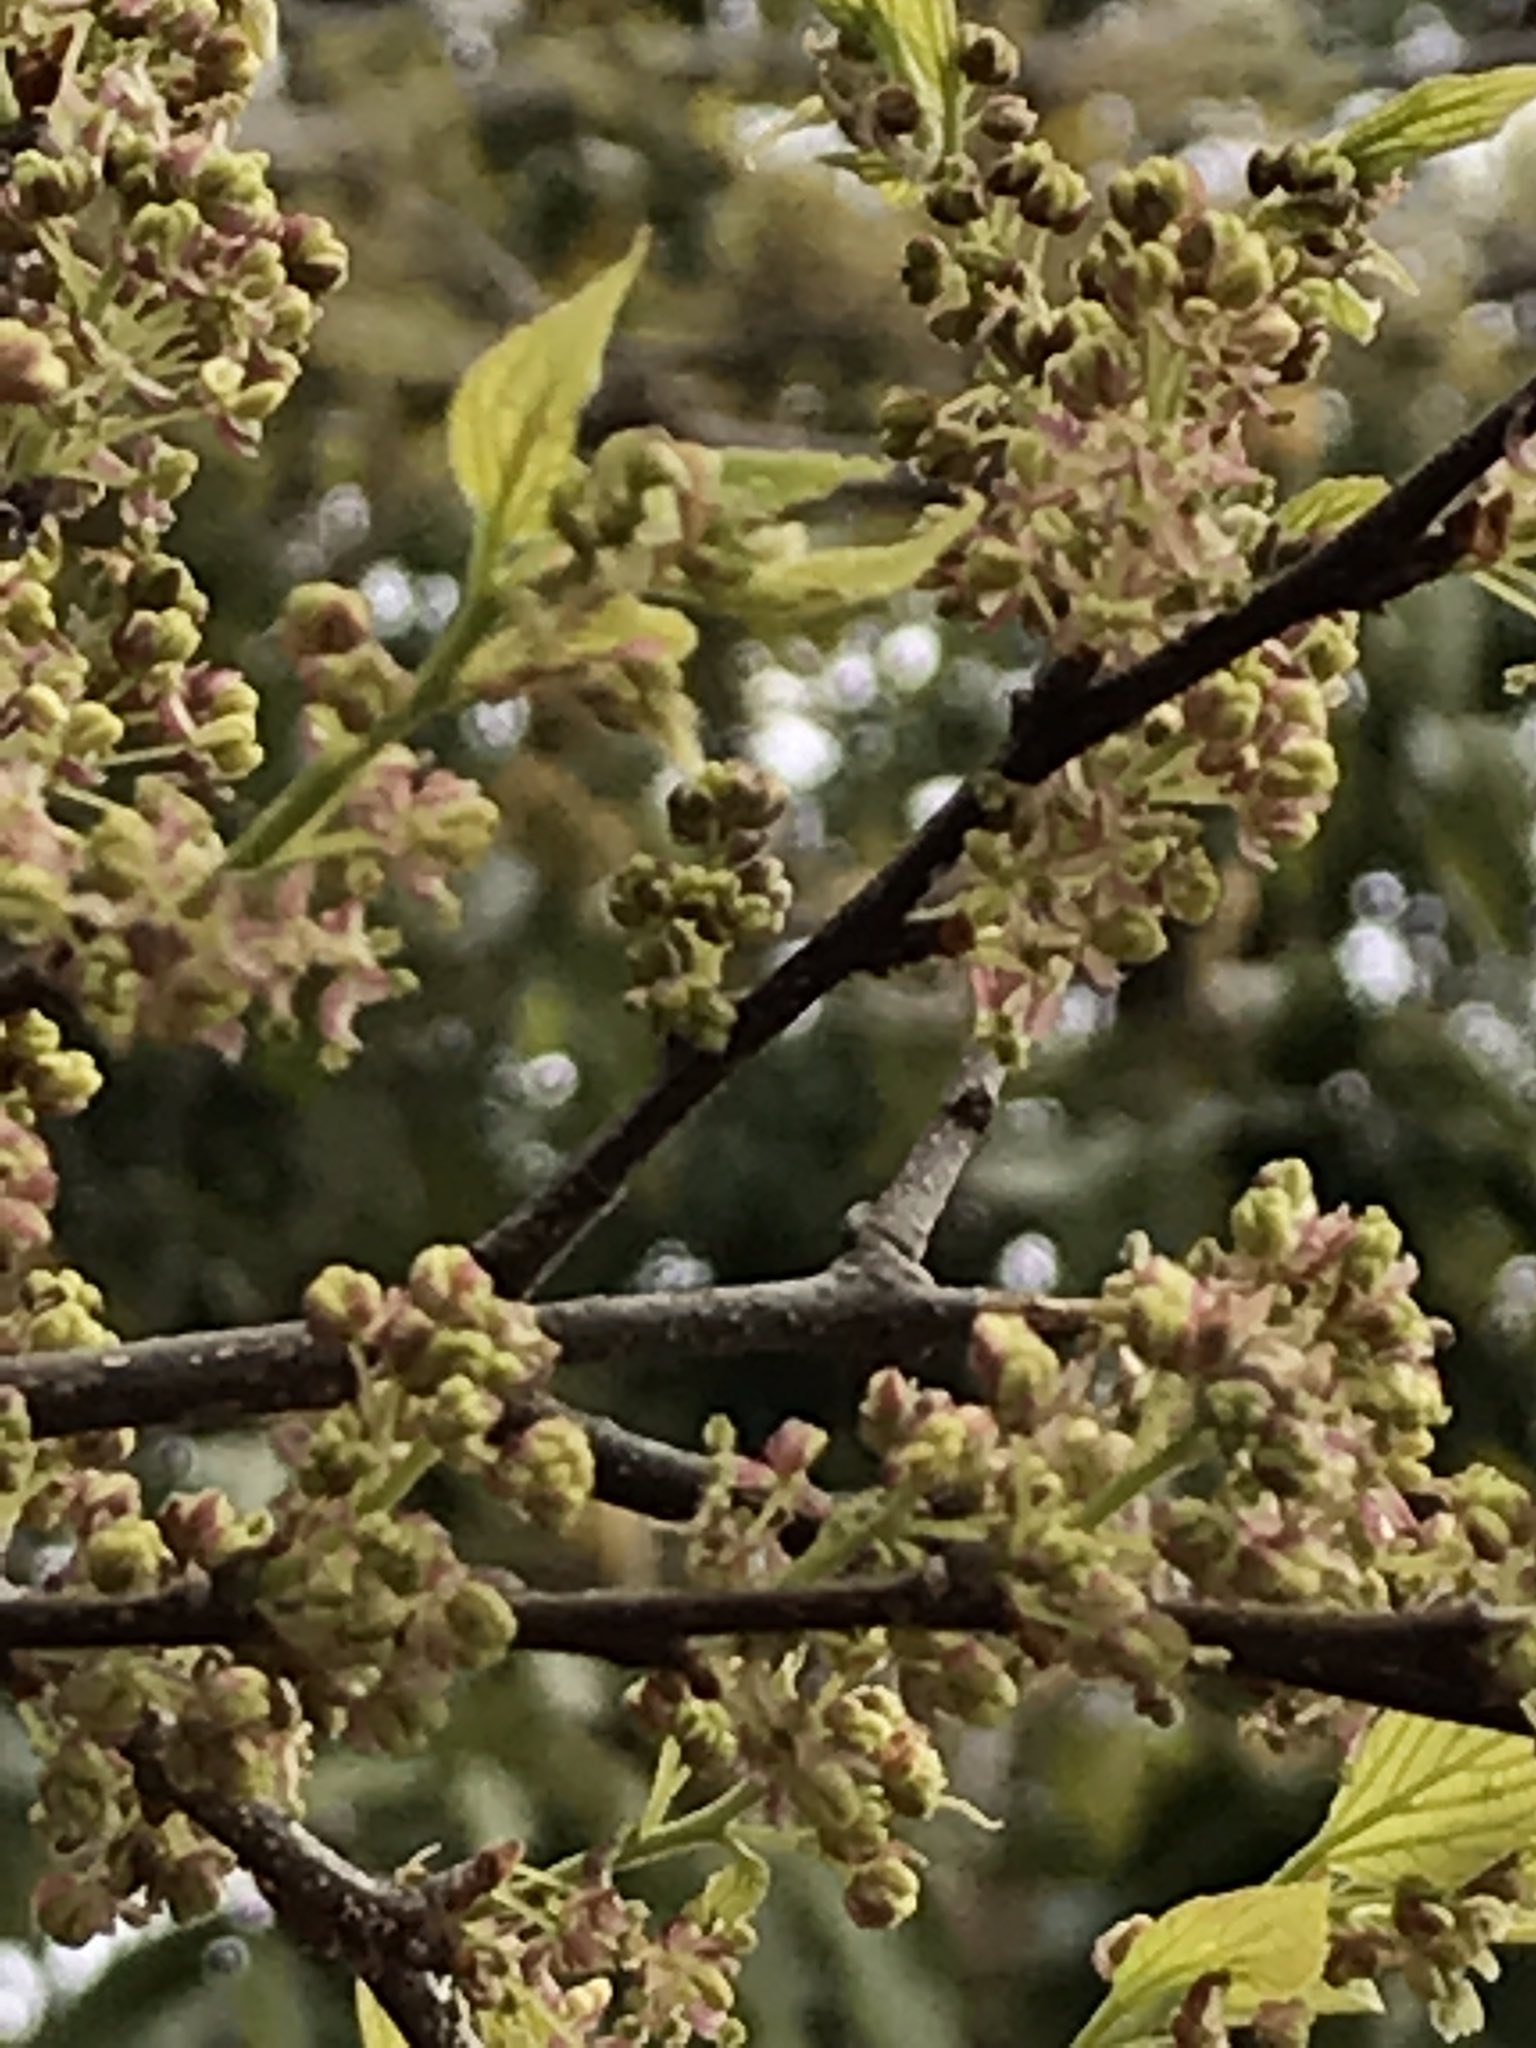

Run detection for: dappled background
[[13, 0, 1536, 2041]]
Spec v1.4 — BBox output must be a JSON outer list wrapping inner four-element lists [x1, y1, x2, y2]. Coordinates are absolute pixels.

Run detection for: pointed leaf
[[464, 594, 698, 691], [448, 231, 650, 545], [1072, 1882, 1329, 2048], [1298, 1713, 1536, 1889], [1277, 475, 1390, 538], [717, 447, 890, 519], [355, 1984, 409, 2048], [1336, 67, 1536, 181], [726, 497, 977, 626]]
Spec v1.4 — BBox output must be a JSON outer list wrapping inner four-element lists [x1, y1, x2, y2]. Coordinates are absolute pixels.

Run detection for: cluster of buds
[[811, 32, 1392, 1064], [0, 473, 264, 813], [960, 611, 1355, 1059], [1102, 1159, 1453, 1609], [862, 1359, 1188, 1720], [450, 1860, 753, 2043], [3, 1262, 116, 1353], [0, 5, 487, 1075], [632, 1652, 936, 1933], [0, 0, 342, 913], [1, 0, 345, 498], [1326, 1859, 1532, 2041], [300, 1246, 562, 1487], [609, 762, 791, 1051], [257, 1501, 515, 1751], [0, 1096, 61, 1271], [0, 735, 497, 1064], [19, 1450, 296, 1945], [0, 1007, 101, 1127], [280, 581, 415, 738], [27, 1643, 310, 1945]]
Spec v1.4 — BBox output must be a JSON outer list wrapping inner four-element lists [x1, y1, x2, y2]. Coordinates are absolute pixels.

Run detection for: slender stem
[[1079, 1428, 1208, 1531], [219, 583, 498, 878], [356, 1437, 442, 1517], [779, 1481, 921, 1587], [613, 1781, 762, 1876]]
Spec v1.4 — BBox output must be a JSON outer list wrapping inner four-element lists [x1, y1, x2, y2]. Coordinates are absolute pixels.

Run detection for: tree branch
[[8, 1566, 1526, 1735], [129, 1728, 475, 2048], [0, 1283, 1087, 1437], [472, 371, 1536, 1299]]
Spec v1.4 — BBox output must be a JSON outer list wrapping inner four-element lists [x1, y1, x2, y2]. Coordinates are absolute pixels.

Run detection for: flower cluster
[[0, 0, 339, 812], [610, 762, 792, 1051], [416, 1851, 756, 2044], [805, 25, 1392, 1058], [1104, 1158, 1452, 1610], [13, 1438, 293, 1945], [26, 1647, 310, 1945], [632, 1651, 937, 1935], [257, 1502, 516, 1751], [299, 1245, 566, 1501], [1326, 1859, 1533, 2042], [0, 2, 496, 1068]]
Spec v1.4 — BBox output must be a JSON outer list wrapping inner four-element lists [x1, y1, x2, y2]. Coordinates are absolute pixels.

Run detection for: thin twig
[[845, 1046, 1004, 1267], [473, 371, 1536, 1299]]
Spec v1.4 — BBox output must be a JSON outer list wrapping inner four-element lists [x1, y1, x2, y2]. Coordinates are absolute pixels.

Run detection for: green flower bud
[[83, 1518, 173, 1595], [444, 1579, 516, 1667], [303, 1263, 384, 1343], [62, 702, 126, 758], [408, 1243, 493, 1323], [1108, 157, 1199, 240], [281, 213, 349, 295], [1254, 1159, 1313, 1213], [1091, 905, 1169, 965], [958, 24, 1019, 85], [1259, 736, 1338, 797], [844, 1849, 922, 1930], [926, 158, 985, 227], [1161, 850, 1221, 926], [1123, 1257, 1198, 1360], [1340, 1205, 1403, 1291], [971, 1312, 1061, 1430], [978, 94, 1037, 144], [0, 322, 69, 404], [1230, 1184, 1301, 1260]]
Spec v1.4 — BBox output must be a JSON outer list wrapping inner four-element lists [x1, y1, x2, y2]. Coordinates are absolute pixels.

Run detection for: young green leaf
[[1286, 1712, 1536, 1889], [716, 447, 890, 520], [1071, 1882, 1329, 2048], [463, 592, 698, 691], [447, 230, 650, 550], [1277, 474, 1390, 537], [1336, 67, 1536, 181], [724, 496, 977, 627], [355, 1983, 409, 2048]]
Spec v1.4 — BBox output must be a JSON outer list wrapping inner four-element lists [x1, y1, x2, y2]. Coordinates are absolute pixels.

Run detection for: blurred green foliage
[[20, 1, 1536, 2042]]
